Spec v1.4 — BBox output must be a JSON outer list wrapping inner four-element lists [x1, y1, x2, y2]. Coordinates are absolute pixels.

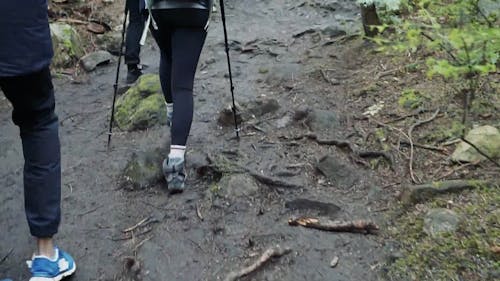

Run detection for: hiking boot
[[29, 247, 76, 281], [126, 66, 143, 84], [162, 157, 186, 193]]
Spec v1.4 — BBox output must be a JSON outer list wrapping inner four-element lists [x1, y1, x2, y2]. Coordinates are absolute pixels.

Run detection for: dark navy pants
[[0, 67, 61, 238], [124, 0, 145, 66], [150, 8, 208, 146]]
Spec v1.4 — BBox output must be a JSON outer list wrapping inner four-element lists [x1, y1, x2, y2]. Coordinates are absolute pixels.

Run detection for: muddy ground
[[1, 0, 498, 281]]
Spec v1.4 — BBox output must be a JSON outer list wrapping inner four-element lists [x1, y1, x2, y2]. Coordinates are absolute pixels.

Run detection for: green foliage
[[385, 185, 500, 280], [398, 89, 428, 109], [374, 0, 499, 87]]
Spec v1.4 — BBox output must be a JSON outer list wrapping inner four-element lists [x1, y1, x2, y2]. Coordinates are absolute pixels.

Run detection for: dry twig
[[407, 109, 440, 183], [224, 246, 292, 281], [288, 217, 379, 234]]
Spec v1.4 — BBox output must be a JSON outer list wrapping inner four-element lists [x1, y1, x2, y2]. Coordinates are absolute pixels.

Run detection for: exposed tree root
[[402, 179, 497, 204], [288, 217, 379, 234], [224, 245, 292, 281], [285, 133, 393, 167], [247, 169, 303, 189]]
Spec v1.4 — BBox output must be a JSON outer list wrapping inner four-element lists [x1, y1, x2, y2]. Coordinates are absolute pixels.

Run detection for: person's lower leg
[[37, 238, 55, 258]]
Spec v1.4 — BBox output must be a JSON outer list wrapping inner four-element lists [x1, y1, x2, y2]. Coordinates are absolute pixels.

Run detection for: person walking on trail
[[0, 1, 76, 280], [125, 0, 147, 83], [140, 0, 213, 193]]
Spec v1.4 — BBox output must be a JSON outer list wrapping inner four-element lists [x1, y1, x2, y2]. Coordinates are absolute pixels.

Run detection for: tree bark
[[361, 3, 381, 37]]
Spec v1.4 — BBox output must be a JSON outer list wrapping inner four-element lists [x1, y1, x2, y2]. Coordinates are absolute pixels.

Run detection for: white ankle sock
[[169, 145, 186, 159], [166, 102, 173, 113]]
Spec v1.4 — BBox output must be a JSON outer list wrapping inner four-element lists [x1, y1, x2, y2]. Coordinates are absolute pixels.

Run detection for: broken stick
[[224, 245, 292, 281], [288, 217, 379, 234]]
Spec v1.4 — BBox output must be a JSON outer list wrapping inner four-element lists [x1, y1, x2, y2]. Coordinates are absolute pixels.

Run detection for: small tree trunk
[[361, 3, 381, 37]]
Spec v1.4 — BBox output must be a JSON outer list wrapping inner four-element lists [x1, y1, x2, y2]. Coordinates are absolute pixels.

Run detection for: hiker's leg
[[0, 67, 60, 257], [170, 22, 208, 145], [124, 0, 144, 67]]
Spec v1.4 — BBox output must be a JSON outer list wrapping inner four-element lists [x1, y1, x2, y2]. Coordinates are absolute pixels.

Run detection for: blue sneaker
[[29, 247, 76, 281], [162, 157, 186, 193], [1, 279, 13, 281]]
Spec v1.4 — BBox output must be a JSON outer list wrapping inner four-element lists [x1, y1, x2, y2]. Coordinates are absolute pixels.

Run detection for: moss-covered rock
[[50, 23, 85, 68], [114, 74, 167, 131]]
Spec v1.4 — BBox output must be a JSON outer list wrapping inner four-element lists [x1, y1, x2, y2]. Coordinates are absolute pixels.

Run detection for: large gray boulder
[[451, 125, 500, 163]]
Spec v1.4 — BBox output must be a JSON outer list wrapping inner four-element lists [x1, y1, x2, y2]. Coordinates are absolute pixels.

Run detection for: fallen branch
[[408, 109, 441, 184], [123, 216, 158, 233], [402, 179, 497, 204], [57, 18, 89, 25], [288, 217, 379, 234], [400, 141, 447, 153], [224, 246, 292, 281]]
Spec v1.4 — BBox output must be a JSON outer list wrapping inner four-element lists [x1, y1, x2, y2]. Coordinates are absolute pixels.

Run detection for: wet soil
[[4, 0, 497, 280]]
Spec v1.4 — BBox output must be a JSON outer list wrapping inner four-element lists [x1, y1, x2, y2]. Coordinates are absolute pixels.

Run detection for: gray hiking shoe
[[162, 157, 186, 193]]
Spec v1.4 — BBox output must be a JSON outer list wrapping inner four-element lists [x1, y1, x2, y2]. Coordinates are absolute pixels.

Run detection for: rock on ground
[[80, 50, 112, 71], [215, 173, 260, 200], [218, 98, 280, 126], [306, 109, 342, 139], [122, 147, 165, 190], [423, 208, 461, 238], [50, 23, 85, 68], [114, 74, 167, 131], [316, 155, 359, 188], [451, 125, 500, 163]]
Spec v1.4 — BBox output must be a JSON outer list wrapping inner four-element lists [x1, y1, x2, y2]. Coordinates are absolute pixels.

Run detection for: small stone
[[217, 174, 260, 200], [321, 26, 347, 38], [80, 50, 112, 71], [330, 256, 339, 268], [316, 155, 359, 188], [275, 114, 292, 129], [305, 109, 342, 139], [122, 148, 165, 190], [423, 208, 461, 237], [451, 125, 500, 163]]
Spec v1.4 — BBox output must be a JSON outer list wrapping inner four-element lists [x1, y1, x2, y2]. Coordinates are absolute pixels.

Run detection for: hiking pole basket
[[107, 2, 129, 150]]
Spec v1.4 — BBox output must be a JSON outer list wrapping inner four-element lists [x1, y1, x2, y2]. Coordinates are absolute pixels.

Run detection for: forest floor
[[1, 0, 498, 280]]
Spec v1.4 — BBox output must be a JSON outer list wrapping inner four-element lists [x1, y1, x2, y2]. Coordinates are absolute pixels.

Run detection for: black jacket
[[0, 0, 53, 77]]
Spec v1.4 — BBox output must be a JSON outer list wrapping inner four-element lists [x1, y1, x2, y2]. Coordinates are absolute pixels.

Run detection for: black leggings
[[150, 8, 209, 146]]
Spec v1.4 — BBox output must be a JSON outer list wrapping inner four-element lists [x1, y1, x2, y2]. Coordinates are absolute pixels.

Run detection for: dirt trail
[[1, 1, 390, 280]]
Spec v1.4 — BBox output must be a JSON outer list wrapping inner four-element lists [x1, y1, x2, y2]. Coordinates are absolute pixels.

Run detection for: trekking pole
[[107, 2, 129, 150], [219, 0, 240, 139]]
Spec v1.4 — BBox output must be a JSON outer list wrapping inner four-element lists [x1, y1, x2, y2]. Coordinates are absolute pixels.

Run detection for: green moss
[[385, 186, 500, 281], [114, 74, 166, 131], [425, 120, 465, 142], [398, 89, 427, 109]]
